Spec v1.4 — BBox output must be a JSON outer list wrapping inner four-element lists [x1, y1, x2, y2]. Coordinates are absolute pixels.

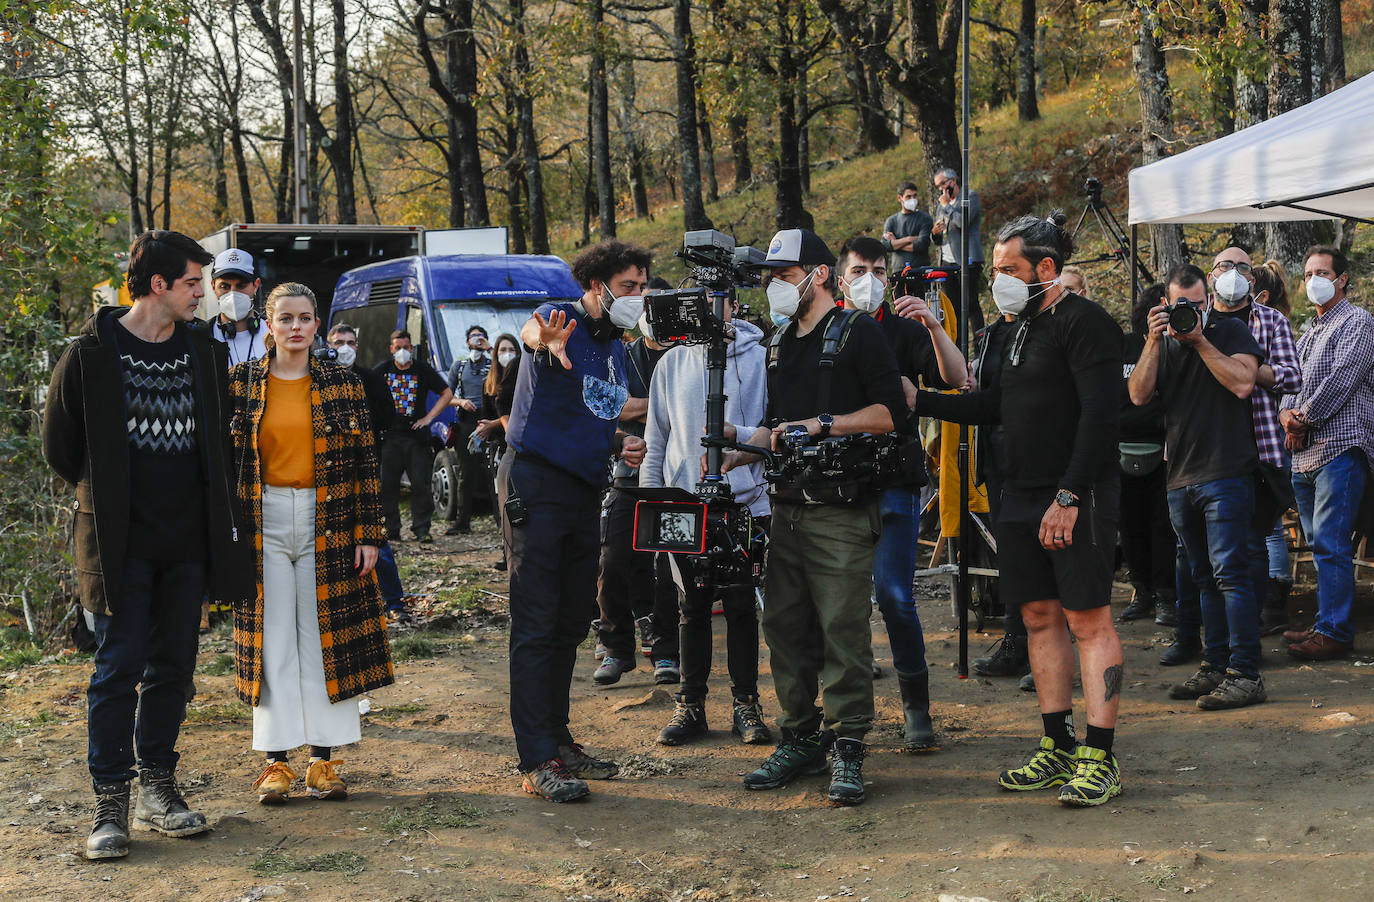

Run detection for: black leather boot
[[1154, 589, 1178, 627], [135, 768, 208, 837], [1119, 583, 1154, 621], [86, 782, 131, 860], [897, 671, 938, 752], [1260, 577, 1292, 636]]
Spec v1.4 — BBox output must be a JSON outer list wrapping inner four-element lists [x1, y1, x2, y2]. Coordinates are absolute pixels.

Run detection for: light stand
[[955, 0, 972, 679]]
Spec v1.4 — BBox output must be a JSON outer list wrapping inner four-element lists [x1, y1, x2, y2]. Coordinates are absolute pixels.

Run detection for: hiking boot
[[743, 729, 829, 790], [1288, 632, 1351, 661], [827, 738, 866, 806], [998, 737, 1076, 791], [1119, 587, 1154, 622], [558, 743, 619, 779], [1159, 636, 1201, 666], [386, 606, 413, 625], [251, 761, 298, 805], [134, 767, 208, 837], [1260, 578, 1291, 636], [658, 699, 708, 746], [971, 633, 1030, 677], [1019, 671, 1036, 692], [1197, 672, 1268, 710], [1154, 590, 1178, 627], [731, 695, 773, 745], [305, 758, 347, 800], [1167, 663, 1225, 700], [1057, 745, 1122, 807], [593, 655, 635, 685], [86, 782, 131, 860], [522, 759, 589, 802], [897, 672, 938, 751], [653, 659, 681, 685], [416, 533, 434, 544]]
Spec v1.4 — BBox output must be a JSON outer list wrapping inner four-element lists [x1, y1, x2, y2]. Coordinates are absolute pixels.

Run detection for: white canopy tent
[[1129, 71, 1374, 226]]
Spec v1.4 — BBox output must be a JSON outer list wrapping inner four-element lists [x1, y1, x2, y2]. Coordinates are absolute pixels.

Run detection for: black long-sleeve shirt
[[916, 292, 1122, 496]]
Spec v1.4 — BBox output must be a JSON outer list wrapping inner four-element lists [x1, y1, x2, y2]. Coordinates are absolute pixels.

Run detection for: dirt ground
[[3, 516, 1374, 902]]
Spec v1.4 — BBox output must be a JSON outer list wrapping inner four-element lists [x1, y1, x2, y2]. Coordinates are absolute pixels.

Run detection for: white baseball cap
[[761, 228, 837, 268], [212, 248, 256, 280]]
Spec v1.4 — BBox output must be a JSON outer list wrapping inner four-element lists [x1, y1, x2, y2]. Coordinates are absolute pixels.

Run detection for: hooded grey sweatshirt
[[641, 319, 770, 516]]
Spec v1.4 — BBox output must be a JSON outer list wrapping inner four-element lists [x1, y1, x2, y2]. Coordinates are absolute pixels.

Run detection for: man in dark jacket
[[43, 230, 254, 861]]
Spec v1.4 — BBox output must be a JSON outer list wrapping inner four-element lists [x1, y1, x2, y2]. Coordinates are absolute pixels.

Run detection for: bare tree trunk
[[1323, 0, 1345, 92], [503, 100, 528, 254], [698, 96, 719, 203], [1133, 2, 1185, 274], [1229, 0, 1269, 251], [773, 0, 809, 228], [796, 3, 811, 195], [1017, 0, 1039, 121], [1266, 0, 1317, 266], [729, 114, 752, 189], [512, 0, 549, 251], [588, 0, 615, 237], [614, 60, 651, 218], [210, 126, 230, 222], [673, 0, 711, 230], [823, 0, 898, 152], [329, 0, 356, 222]]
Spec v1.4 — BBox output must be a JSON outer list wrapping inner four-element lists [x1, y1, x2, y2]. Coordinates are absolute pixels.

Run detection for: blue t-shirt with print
[[506, 302, 629, 486]]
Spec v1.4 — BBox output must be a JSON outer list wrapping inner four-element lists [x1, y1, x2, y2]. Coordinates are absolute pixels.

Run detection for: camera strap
[[766, 307, 861, 414]]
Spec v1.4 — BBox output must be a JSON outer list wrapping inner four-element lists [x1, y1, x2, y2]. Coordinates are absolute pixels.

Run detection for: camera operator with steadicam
[[836, 235, 967, 753], [1128, 263, 1267, 711], [719, 228, 908, 806]]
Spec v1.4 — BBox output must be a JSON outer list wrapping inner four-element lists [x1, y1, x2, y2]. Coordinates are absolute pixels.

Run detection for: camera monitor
[[633, 501, 708, 554], [644, 287, 717, 344]]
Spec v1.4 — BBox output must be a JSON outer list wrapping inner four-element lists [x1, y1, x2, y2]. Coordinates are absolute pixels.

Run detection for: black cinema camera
[[766, 425, 910, 504], [1167, 299, 1203, 334], [643, 230, 766, 345]]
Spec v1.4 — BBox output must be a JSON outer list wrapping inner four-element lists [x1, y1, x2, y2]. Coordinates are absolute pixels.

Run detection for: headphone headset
[[218, 312, 262, 337]]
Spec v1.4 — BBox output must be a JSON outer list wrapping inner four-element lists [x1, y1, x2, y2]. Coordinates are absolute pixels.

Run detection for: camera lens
[[1167, 303, 1200, 334]]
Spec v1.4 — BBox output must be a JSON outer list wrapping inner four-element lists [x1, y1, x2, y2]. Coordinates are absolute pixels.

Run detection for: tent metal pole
[[1131, 224, 1139, 311]]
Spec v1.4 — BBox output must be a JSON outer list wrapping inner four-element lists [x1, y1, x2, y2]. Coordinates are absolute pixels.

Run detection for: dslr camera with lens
[[1167, 299, 1202, 334]]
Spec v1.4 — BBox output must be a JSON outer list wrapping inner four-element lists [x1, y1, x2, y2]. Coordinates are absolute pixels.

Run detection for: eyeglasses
[[1009, 320, 1031, 367], [1212, 261, 1253, 275]]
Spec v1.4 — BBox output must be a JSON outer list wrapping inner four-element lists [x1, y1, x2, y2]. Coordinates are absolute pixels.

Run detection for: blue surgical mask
[[771, 312, 791, 330]]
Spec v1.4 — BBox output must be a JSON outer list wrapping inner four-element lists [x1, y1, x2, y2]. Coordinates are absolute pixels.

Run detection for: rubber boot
[[1260, 577, 1292, 636], [897, 671, 938, 752]]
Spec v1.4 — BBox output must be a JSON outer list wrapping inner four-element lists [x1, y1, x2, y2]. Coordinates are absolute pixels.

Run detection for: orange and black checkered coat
[[227, 354, 394, 706]]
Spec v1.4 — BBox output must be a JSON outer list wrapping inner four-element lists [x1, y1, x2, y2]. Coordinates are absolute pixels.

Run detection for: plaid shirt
[[1243, 303, 1301, 466], [1280, 298, 1374, 473]]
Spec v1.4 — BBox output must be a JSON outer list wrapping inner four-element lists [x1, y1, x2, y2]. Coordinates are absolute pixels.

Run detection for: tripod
[[1069, 177, 1154, 296]]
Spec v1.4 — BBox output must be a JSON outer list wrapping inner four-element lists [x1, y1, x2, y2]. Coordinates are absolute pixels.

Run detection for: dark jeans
[[671, 555, 759, 701], [87, 558, 206, 786], [380, 430, 435, 537], [452, 412, 485, 529], [375, 543, 403, 609], [1120, 463, 1176, 594], [874, 487, 928, 677], [1167, 476, 1260, 677], [498, 452, 599, 771], [595, 485, 673, 661], [1293, 448, 1368, 643]]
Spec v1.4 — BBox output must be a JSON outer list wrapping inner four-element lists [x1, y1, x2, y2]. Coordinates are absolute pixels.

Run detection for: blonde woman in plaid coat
[[227, 282, 393, 804]]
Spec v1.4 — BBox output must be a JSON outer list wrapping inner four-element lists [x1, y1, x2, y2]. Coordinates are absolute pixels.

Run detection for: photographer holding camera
[[914, 215, 1125, 807], [1128, 263, 1267, 710], [720, 228, 907, 806], [837, 235, 966, 752], [499, 240, 649, 803]]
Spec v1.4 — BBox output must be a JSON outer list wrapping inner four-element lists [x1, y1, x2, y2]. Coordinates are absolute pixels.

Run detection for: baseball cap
[[760, 228, 836, 269], [212, 248, 256, 280]]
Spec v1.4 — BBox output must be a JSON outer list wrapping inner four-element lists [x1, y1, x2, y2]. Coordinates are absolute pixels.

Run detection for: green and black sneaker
[[827, 738, 866, 805], [1057, 745, 1122, 807], [998, 736, 1076, 791], [743, 730, 828, 790]]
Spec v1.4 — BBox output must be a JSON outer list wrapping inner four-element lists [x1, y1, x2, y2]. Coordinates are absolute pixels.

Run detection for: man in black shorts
[[916, 214, 1125, 807]]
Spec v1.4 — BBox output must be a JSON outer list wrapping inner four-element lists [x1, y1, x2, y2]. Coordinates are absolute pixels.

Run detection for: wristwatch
[[817, 414, 834, 438], [1054, 489, 1080, 508]]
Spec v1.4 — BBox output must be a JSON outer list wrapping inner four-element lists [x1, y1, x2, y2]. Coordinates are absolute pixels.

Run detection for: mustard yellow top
[[260, 374, 316, 488]]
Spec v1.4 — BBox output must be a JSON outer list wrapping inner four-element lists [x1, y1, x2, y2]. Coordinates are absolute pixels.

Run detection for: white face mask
[[845, 272, 886, 313], [334, 344, 356, 367], [498, 351, 517, 367], [603, 287, 646, 330], [1213, 268, 1251, 305], [393, 348, 412, 366], [991, 272, 1059, 317], [901, 198, 919, 213], [220, 290, 253, 322], [638, 312, 655, 343], [468, 346, 486, 362], [1306, 274, 1337, 306], [766, 269, 815, 320]]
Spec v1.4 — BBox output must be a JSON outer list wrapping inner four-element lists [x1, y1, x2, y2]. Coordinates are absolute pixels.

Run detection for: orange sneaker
[[252, 761, 298, 805], [305, 758, 348, 800]]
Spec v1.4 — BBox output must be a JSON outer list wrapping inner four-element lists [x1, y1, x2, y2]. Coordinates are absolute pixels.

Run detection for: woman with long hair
[[475, 332, 521, 571], [227, 282, 393, 804]]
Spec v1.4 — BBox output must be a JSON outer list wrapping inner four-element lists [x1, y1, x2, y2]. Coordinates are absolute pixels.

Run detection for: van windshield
[[433, 300, 550, 371]]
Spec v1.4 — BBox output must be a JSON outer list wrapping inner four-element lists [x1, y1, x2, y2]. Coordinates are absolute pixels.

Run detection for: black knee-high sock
[[267, 751, 289, 763], [309, 745, 331, 760], [1084, 724, 1114, 757], [1042, 710, 1076, 752]]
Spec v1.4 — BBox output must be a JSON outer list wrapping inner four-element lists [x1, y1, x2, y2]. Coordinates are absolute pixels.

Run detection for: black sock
[[267, 751, 289, 763], [1084, 724, 1114, 757], [309, 746, 331, 760], [1042, 710, 1076, 752]]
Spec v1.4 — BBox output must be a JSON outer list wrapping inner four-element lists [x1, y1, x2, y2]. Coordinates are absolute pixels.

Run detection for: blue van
[[330, 253, 581, 520]]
